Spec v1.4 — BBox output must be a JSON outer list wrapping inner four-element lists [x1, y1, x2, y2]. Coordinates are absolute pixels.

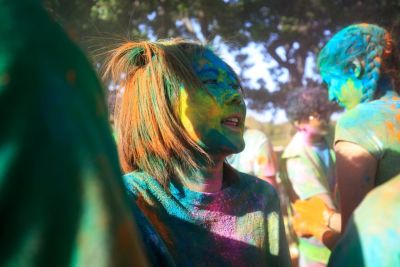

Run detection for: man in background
[[281, 87, 338, 267]]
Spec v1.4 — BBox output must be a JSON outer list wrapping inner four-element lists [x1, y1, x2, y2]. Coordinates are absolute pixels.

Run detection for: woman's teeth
[[222, 117, 239, 127]]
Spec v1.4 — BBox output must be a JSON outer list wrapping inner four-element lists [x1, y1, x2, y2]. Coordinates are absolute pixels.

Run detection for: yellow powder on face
[[339, 79, 363, 110], [179, 89, 201, 142]]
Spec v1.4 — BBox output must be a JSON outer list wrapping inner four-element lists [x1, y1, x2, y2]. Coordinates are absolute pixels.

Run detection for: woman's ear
[[350, 59, 364, 78]]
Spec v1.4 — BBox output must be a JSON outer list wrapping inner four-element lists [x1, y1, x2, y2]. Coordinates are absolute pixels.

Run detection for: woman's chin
[[224, 141, 245, 155], [206, 142, 245, 158]]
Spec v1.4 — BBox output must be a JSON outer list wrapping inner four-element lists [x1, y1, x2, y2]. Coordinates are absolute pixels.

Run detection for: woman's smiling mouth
[[221, 114, 243, 131]]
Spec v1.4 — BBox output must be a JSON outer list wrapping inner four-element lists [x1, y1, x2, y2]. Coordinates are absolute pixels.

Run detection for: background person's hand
[[292, 197, 335, 241]]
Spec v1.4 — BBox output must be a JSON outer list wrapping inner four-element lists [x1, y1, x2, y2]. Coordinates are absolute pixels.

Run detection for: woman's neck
[[375, 75, 396, 99], [179, 156, 225, 193]]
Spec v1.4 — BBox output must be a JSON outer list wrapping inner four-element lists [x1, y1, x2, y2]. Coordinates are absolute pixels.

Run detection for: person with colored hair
[[103, 39, 291, 267], [319, 23, 400, 227], [0, 0, 150, 266], [293, 23, 400, 254], [281, 87, 338, 267]]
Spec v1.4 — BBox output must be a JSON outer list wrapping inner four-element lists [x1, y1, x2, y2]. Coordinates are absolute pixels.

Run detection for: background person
[[0, 0, 149, 266], [293, 23, 400, 254], [327, 173, 400, 267], [281, 87, 338, 267], [318, 23, 400, 229]]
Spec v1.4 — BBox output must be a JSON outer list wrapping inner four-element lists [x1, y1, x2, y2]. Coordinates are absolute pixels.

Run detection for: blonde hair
[[103, 39, 212, 188]]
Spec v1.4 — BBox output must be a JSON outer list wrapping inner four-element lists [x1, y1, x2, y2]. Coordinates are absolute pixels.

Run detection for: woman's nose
[[225, 91, 243, 105]]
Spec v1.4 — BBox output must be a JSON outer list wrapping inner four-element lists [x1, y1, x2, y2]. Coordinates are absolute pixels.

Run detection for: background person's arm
[[335, 141, 377, 230], [286, 156, 340, 247]]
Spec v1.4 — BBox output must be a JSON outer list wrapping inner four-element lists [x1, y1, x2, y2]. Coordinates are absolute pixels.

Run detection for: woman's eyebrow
[[197, 68, 218, 77], [226, 71, 238, 82]]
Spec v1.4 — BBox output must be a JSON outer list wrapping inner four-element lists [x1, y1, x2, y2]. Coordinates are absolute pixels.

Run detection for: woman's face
[[179, 49, 246, 156], [321, 68, 364, 110]]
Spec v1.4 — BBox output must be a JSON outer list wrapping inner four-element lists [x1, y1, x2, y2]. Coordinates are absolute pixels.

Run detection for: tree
[[43, 0, 400, 115]]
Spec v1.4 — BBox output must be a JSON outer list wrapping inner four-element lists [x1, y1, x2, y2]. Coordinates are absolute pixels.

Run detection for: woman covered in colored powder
[[293, 23, 400, 256], [281, 87, 338, 267], [103, 39, 291, 266]]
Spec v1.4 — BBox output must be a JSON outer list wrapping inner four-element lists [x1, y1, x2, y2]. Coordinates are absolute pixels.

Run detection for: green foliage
[[90, 0, 122, 21], [43, 0, 400, 115]]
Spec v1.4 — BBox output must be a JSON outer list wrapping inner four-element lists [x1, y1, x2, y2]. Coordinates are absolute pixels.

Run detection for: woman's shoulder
[[123, 171, 157, 198], [124, 170, 147, 186], [336, 102, 374, 128], [337, 97, 398, 129]]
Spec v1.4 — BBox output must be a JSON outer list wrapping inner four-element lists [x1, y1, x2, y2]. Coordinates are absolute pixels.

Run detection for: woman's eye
[[229, 83, 240, 90], [202, 79, 218, 85]]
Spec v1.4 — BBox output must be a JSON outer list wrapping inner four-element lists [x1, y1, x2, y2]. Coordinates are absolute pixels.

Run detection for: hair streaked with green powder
[[318, 23, 400, 102], [103, 39, 219, 189]]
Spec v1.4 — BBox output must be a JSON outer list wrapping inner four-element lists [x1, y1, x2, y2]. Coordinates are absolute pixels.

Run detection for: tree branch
[[181, 16, 195, 35], [267, 39, 290, 69]]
